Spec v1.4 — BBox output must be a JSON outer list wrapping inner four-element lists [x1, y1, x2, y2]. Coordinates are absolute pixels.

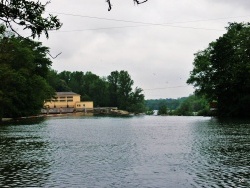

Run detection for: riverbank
[[1, 109, 132, 124]]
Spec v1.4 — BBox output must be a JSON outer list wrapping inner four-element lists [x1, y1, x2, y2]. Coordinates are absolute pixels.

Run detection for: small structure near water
[[42, 92, 94, 114], [41, 92, 129, 116]]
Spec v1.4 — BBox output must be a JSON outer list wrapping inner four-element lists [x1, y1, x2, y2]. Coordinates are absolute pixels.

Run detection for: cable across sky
[[46, 11, 250, 32]]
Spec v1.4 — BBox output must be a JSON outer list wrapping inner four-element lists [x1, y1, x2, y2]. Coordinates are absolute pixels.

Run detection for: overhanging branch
[[106, 0, 148, 11]]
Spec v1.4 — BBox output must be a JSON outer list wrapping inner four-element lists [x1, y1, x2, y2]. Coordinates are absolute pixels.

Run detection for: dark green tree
[[82, 72, 109, 107], [158, 102, 167, 115], [0, 27, 55, 119], [128, 87, 146, 113], [57, 71, 110, 107], [117, 70, 134, 110], [58, 71, 72, 85], [107, 70, 145, 112], [187, 22, 250, 117], [107, 71, 119, 107], [47, 69, 71, 92], [145, 98, 187, 111], [0, 0, 62, 38]]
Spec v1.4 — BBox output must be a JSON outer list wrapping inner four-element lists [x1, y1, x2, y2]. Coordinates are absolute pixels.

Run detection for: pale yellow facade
[[44, 92, 93, 109], [75, 102, 94, 109]]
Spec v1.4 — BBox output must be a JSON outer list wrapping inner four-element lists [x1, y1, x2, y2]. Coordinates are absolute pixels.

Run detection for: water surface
[[0, 116, 249, 187]]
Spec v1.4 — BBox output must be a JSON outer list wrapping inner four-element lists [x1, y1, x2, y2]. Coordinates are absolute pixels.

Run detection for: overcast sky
[[38, 0, 250, 99]]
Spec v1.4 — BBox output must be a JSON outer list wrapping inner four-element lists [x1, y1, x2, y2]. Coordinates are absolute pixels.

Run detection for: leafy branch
[[0, 0, 62, 38]]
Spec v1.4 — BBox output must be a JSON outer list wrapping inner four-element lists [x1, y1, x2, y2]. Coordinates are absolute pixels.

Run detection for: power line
[[47, 11, 250, 25], [46, 12, 250, 33], [53, 24, 223, 33], [144, 85, 190, 91]]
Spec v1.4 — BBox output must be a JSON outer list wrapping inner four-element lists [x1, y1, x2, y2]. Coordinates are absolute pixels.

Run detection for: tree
[[174, 95, 209, 116], [158, 102, 167, 115], [128, 87, 146, 113], [108, 70, 133, 110], [117, 70, 134, 110], [187, 22, 250, 117], [107, 71, 119, 107], [0, 0, 62, 38], [0, 27, 55, 119], [47, 69, 71, 92], [107, 70, 145, 112], [145, 98, 187, 111], [81, 72, 109, 107], [106, 0, 148, 11], [57, 71, 110, 107], [48, 69, 145, 112]]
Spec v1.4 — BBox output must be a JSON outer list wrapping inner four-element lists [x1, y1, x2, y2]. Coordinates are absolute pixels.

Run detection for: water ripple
[[0, 116, 249, 187]]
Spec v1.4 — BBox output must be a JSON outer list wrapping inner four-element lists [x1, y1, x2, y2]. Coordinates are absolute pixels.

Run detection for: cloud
[[40, 0, 250, 99], [209, 0, 250, 9]]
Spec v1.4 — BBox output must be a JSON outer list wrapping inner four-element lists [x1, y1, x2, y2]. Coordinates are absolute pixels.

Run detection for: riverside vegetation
[[1, 1, 250, 119], [0, 26, 146, 119], [2, 22, 250, 119]]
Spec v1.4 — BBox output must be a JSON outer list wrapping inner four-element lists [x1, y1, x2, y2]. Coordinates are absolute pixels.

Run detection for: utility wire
[[46, 11, 250, 32], [53, 24, 223, 32], [47, 11, 250, 25], [144, 85, 190, 90]]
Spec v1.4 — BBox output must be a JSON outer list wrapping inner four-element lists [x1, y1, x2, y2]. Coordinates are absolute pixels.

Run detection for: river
[[0, 116, 249, 187]]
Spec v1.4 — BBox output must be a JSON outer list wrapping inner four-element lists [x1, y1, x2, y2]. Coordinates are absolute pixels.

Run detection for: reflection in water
[[0, 116, 249, 187]]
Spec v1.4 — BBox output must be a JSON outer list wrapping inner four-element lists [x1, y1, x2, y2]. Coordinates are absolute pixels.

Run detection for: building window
[[67, 100, 73, 102], [60, 100, 66, 102]]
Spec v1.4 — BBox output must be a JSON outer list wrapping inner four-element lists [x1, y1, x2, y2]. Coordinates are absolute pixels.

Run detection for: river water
[[0, 116, 249, 187]]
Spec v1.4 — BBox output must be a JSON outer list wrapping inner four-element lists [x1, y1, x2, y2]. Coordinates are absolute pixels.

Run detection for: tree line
[[145, 95, 211, 116], [1, 1, 250, 118], [0, 24, 145, 119], [47, 70, 146, 113]]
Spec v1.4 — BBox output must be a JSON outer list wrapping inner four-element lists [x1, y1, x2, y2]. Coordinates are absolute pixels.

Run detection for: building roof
[[56, 92, 80, 96]]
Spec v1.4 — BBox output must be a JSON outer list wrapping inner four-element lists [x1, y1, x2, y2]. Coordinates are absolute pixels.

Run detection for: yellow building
[[44, 92, 93, 110]]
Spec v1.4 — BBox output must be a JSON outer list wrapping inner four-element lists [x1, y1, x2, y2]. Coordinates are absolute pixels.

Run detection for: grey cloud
[[41, 0, 249, 99]]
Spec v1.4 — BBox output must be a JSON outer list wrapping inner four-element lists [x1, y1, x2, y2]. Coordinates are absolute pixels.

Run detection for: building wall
[[75, 102, 94, 109], [44, 94, 81, 108]]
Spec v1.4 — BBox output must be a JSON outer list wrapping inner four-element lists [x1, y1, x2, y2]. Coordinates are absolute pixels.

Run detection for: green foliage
[[0, 28, 54, 118], [128, 87, 146, 113], [187, 22, 250, 117], [47, 70, 146, 113], [107, 70, 145, 112], [0, 0, 62, 38], [47, 69, 71, 92], [107, 71, 119, 107], [145, 98, 187, 111], [146, 95, 210, 116], [175, 95, 210, 116], [158, 103, 167, 115], [145, 108, 154, 115], [108, 70, 134, 110]]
